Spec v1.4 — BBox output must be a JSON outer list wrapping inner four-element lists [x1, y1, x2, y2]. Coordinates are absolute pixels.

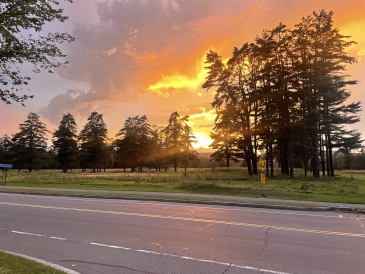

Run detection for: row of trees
[[0, 112, 198, 173], [204, 10, 362, 178], [333, 148, 365, 170], [115, 112, 198, 172]]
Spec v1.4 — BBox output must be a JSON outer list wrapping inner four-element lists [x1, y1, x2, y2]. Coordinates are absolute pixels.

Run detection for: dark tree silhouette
[[53, 113, 78, 172], [11, 112, 49, 172], [79, 112, 108, 173]]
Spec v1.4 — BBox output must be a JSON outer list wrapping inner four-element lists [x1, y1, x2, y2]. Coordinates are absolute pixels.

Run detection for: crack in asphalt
[[222, 262, 232, 274], [256, 227, 271, 258], [59, 259, 163, 274]]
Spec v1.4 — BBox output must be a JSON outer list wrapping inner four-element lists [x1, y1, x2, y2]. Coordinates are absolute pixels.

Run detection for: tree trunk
[[266, 145, 269, 177], [319, 136, 325, 177], [311, 133, 320, 178], [251, 153, 258, 175], [288, 137, 294, 178], [325, 142, 330, 177], [284, 137, 289, 175], [326, 132, 335, 177], [280, 138, 285, 175], [303, 141, 308, 177], [269, 143, 274, 177], [244, 147, 253, 176]]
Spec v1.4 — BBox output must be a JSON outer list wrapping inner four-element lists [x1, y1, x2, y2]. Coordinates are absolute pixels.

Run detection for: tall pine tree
[[11, 112, 49, 172], [79, 112, 108, 173], [53, 113, 78, 172]]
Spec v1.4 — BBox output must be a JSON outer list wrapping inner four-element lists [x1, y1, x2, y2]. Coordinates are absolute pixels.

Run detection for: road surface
[[0, 192, 364, 274]]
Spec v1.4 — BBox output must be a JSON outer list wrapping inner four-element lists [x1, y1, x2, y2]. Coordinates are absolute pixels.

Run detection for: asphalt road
[[0, 193, 364, 274]]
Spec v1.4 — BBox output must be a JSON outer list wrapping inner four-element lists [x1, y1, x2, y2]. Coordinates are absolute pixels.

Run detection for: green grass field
[[1, 168, 365, 204], [0, 251, 66, 274]]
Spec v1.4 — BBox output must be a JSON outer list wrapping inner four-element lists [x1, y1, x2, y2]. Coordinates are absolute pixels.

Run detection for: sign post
[[0, 164, 13, 185], [259, 155, 266, 197]]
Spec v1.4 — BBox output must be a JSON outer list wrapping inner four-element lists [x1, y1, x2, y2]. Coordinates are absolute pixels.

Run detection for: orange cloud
[[11, 0, 365, 151], [147, 51, 210, 97], [106, 47, 118, 56]]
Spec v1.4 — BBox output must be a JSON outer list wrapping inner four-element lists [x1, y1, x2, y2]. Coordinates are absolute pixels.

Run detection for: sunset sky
[[1, 0, 365, 151]]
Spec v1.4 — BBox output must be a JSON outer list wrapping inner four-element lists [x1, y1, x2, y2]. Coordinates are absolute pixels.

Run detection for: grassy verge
[[0, 251, 66, 274], [1, 168, 365, 204], [0, 187, 323, 209]]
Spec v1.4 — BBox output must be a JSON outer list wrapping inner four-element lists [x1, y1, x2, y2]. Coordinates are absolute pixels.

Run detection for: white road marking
[[0, 192, 363, 219], [90, 242, 131, 250], [49, 236, 67, 240], [0, 227, 291, 274], [136, 249, 291, 274], [11, 230, 44, 237]]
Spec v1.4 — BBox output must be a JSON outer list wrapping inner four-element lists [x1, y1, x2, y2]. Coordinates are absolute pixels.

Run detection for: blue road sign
[[0, 164, 13, 169]]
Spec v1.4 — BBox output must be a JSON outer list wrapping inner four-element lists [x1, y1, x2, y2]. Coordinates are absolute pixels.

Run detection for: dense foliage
[[0, 0, 74, 105], [10, 112, 49, 171], [52, 113, 78, 172], [78, 112, 108, 173], [0, 110, 198, 172], [203, 10, 362, 177]]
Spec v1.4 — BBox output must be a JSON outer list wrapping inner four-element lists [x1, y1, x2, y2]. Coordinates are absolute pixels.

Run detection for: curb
[[0, 250, 80, 274], [0, 190, 335, 212], [130, 197, 331, 211], [330, 206, 354, 212]]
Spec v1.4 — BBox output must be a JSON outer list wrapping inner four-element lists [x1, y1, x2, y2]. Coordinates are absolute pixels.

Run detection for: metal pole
[[4, 169, 7, 185], [261, 184, 264, 196]]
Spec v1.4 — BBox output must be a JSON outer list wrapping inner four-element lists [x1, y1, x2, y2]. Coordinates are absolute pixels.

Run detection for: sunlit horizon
[[1, 0, 365, 153]]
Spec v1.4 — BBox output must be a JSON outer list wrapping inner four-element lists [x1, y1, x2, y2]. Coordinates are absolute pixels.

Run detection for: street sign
[[0, 163, 12, 186], [259, 155, 266, 193], [259, 154, 266, 171], [0, 163, 13, 169], [261, 173, 265, 184]]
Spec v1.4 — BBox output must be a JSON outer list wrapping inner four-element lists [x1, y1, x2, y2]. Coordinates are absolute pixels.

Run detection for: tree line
[[1, 9, 363, 177], [204, 10, 362, 178], [0, 111, 198, 173]]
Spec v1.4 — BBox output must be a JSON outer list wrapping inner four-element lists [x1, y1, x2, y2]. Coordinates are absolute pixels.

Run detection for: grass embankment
[[1, 168, 365, 204], [0, 251, 66, 274], [0, 187, 322, 208]]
